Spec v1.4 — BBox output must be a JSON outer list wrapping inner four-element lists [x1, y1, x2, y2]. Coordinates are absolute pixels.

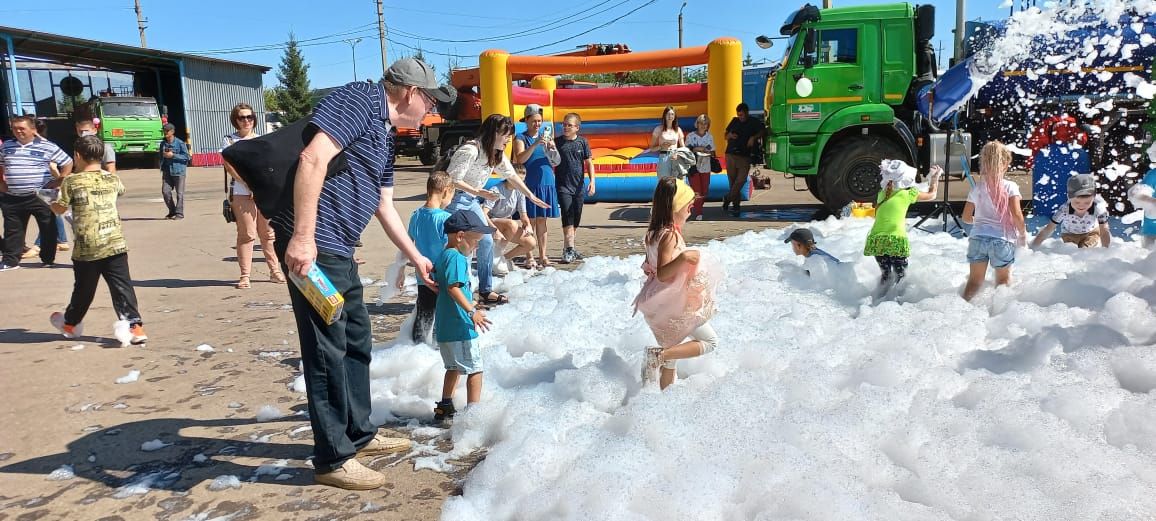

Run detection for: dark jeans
[[276, 242, 375, 472], [64, 253, 142, 326], [875, 255, 909, 283], [0, 192, 57, 266], [412, 284, 437, 345], [161, 173, 186, 217], [35, 215, 68, 246]]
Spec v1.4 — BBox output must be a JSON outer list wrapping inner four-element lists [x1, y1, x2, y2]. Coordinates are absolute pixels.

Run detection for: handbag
[[710, 155, 723, 173], [222, 172, 236, 223]]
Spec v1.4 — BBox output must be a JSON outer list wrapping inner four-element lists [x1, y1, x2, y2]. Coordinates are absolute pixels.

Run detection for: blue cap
[[444, 209, 495, 234]]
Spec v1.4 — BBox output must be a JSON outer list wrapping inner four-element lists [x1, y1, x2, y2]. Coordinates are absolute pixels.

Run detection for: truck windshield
[[780, 34, 796, 67], [102, 103, 160, 118]]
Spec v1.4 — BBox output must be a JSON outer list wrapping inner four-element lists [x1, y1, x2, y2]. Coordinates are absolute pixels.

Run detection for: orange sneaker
[[49, 312, 82, 339], [129, 324, 148, 345]]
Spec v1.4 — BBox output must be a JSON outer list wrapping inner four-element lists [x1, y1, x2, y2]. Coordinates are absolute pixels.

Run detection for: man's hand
[[471, 309, 493, 333], [413, 255, 435, 287], [285, 234, 317, 278], [49, 162, 61, 178], [587, 180, 596, 196], [164, 150, 174, 159]]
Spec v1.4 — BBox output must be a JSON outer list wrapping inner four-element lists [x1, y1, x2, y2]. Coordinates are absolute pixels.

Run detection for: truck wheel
[[819, 135, 904, 210], [804, 174, 825, 202], [419, 147, 438, 166]]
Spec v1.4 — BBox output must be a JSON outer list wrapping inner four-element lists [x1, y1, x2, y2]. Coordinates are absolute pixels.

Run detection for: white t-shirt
[[482, 182, 526, 220], [223, 132, 259, 196], [686, 131, 715, 173], [446, 141, 516, 190], [1051, 195, 1109, 234], [966, 178, 1022, 239]]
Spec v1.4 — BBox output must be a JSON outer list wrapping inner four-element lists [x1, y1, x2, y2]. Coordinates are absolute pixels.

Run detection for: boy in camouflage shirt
[[49, 135, 147, 345]]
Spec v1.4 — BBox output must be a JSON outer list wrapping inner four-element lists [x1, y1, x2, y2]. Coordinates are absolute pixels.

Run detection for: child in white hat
[[862, 160, 942, 287]]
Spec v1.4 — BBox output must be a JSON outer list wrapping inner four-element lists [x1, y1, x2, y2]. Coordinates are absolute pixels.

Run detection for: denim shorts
[[439, 339, 482, 374], [966, 235, 1016, 268]]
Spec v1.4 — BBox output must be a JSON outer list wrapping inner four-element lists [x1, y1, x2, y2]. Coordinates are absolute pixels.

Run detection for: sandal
[[538, 257, 553, 267], [478, 292, 509, 306], [270, 271, 287, 284], [236, 276, 251, 289]]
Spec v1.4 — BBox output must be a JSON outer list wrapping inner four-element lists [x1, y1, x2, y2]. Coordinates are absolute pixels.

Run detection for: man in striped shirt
[[1, 115, 73, 270], [274, 58, 454, 490]]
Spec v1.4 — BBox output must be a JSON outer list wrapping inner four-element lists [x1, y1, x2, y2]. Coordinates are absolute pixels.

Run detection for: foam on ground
[[362, 215, 1156, 520]]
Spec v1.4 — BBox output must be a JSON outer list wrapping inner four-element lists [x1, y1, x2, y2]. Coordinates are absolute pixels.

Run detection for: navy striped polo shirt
[[270, 81, 395, 257], [1, 137, 72, 196]]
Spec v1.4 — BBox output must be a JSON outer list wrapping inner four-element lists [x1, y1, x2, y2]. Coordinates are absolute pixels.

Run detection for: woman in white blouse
[[222, 103, 285, 289], [445, 114, 548, 305]]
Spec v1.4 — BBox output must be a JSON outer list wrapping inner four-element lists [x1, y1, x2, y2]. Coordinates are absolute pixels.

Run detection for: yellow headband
[[672, 180, 695, 212]]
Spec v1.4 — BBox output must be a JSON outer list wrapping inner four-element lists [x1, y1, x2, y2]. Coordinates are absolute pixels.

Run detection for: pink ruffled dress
[[632, 227, 724, 347]]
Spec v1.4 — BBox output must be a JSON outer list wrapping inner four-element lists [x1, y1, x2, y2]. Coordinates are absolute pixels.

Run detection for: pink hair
[[980, 141, 1018, 239]]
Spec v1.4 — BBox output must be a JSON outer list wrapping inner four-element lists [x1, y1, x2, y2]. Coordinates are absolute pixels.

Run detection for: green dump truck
[[92, 97, 165, 159], [763, 3, 941, 209]]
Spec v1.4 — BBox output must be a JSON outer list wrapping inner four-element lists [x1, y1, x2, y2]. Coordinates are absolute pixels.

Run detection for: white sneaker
[[695, 214, 703, 221], [50, 312, 82, 339]]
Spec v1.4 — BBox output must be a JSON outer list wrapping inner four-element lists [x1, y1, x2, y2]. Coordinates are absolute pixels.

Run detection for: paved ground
[[0, 158, 1028, 521]]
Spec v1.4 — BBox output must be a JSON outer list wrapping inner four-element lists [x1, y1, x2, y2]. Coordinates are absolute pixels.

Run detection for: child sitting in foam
[[1030, 174, 1110, 249]]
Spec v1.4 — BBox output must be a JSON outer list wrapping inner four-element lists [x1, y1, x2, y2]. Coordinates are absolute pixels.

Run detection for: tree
[[442, 55, 462, 86], [275, 33, 312, 123], [263, 88, 282, 113], [684, 66, 708, 84], [743, 52, 754, 66]]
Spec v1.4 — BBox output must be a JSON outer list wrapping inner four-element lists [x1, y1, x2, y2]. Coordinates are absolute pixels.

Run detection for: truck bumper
[[112, 142, 159, 154]]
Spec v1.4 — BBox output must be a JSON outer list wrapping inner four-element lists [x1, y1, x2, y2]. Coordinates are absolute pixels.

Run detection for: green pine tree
[[275, 33, 312, 123]]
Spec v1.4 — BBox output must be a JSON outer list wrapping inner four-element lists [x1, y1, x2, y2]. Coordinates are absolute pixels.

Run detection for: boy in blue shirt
[[407, 172, 454, 344], [784, 227, 841, 277], [433, 210, 494, 423]]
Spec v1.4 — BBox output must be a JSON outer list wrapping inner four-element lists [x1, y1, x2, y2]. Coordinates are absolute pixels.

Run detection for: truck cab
[[764, 3, 937, 209], [92, 96, 164, 157]]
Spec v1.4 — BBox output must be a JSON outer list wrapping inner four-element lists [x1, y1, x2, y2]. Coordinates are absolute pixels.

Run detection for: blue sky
[[5, 0, 1011, 89]]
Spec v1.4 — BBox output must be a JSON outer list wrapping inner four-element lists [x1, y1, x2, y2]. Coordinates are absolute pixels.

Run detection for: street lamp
[[678, 1, 687, 83], [344, 38, 363, 82]]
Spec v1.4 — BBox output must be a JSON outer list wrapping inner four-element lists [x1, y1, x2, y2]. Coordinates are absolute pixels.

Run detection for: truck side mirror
[[755, 35, 774, 50], [802, 29, 817, 68]]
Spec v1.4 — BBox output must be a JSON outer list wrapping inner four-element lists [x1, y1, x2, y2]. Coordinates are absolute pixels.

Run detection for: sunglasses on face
[[236, 114, 256, 121]]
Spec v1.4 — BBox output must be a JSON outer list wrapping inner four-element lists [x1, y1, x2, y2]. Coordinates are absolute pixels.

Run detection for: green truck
[[763, 3, 942, 210], [91, 97, 165, 158]]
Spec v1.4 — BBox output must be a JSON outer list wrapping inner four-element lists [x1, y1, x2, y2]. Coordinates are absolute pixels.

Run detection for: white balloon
[[796, 77, 814, 98]]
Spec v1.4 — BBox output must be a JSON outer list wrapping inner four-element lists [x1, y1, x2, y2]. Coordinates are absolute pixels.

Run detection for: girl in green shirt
[[863, 160, 942, 286]]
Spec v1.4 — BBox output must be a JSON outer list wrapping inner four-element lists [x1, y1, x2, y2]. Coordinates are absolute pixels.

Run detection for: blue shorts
[[966, 235, 1016, 268], [439, 339, 482, 374]]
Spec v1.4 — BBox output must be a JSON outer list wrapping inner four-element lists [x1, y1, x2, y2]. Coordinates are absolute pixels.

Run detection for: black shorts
[[557, 191, 585, 228]]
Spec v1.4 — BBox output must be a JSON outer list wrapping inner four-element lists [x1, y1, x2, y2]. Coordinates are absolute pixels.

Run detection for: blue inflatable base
[[484, 173, 750, 203]]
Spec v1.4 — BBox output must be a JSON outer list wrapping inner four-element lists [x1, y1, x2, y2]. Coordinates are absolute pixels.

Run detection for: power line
[[387, 0, 630, 44], [181, 24, 377, 55], [512, 0, 658, 54]]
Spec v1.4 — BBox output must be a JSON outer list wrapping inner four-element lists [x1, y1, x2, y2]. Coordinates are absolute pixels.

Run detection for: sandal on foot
[[478, 292, 509, 306], [270, 271, 287, 284], [236, 276, 251, 289]]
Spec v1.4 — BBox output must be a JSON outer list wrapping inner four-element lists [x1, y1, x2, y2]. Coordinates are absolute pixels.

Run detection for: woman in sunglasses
[[223, 103, 286, 289]]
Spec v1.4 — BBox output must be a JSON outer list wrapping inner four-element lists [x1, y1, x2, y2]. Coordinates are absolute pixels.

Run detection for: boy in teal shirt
[[433, 210, 494, 423], [407, 172, 454, 344]]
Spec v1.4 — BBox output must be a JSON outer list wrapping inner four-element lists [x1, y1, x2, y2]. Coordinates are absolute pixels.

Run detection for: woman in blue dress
[[513, 104, 561, 266]]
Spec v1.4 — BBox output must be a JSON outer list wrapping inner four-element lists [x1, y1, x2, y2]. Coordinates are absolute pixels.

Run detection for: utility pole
[[134, 0, 148, 48], [954, 0, 965, 63], [344, 38, 363, 82], [678, 1, 687, 83], [376, 0, 388, 77], [822, 0, 832, 7]]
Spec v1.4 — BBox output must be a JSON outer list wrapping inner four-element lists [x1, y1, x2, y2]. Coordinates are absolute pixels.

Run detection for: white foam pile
[[114, 369, 140, 384], [255, 405, 283, 422], [358, 217, 1156, 520]]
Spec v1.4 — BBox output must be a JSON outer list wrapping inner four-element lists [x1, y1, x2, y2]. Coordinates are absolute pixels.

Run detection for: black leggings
[[875, 255, 908, 283], [558, 191, 584, 228]]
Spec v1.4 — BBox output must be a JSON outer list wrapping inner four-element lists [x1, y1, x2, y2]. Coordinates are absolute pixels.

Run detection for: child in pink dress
[[634, 177, 724, 390]]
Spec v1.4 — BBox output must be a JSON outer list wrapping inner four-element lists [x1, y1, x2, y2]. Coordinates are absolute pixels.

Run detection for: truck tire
[[419, 146, 438, 166], [819, 135, 904, 211], [804, 174, 825, 202]]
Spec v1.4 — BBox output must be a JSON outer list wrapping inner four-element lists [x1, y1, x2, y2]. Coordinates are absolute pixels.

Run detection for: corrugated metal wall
[[180, 57, 265, 154]]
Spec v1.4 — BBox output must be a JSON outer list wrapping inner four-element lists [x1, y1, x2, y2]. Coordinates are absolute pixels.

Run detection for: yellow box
[[289, 262, 345, 325], [850, 202, 876, 218]]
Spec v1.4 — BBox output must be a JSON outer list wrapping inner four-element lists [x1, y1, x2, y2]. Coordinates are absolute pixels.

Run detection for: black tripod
[[913, 127, 969, 236]]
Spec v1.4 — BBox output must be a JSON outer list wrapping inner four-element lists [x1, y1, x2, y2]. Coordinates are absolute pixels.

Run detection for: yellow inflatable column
[[529, 75, 557, 122], [707, 38, 742, 155], [480, 50, 512, 119]]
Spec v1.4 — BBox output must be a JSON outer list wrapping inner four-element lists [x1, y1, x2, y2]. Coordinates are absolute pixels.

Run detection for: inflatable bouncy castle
[[478, 38, 747, 203]]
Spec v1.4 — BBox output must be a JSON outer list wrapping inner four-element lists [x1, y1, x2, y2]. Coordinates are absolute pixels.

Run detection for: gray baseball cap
[[382, 58, 455, 103], [1067, 174, 1096, 198]]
